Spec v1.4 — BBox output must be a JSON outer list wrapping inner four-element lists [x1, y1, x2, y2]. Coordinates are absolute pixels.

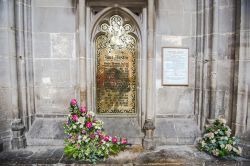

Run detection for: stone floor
[[0, 145, 250, 166]]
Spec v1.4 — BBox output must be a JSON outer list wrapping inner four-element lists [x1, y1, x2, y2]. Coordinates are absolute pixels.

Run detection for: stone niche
[[83, 0, 148, 144]]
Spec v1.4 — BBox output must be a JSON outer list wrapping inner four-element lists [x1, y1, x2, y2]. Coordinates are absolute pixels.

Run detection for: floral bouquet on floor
[[64, 99, 128, 163], [198, 117, 242, 158]]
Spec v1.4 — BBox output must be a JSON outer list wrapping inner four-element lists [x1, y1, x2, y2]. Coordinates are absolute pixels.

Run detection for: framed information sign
[[162, 47, 189, 86]]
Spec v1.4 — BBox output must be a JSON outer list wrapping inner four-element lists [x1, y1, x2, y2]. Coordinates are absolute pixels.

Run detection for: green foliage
[[197, 117, 242, 158], [64, 99, 128, 163]]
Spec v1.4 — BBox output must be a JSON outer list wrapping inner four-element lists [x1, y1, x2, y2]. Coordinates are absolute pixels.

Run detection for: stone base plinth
[[11, 119, 26, 149]]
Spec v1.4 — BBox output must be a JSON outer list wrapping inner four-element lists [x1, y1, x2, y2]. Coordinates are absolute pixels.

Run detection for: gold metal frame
[[95, 15, 138, 115]]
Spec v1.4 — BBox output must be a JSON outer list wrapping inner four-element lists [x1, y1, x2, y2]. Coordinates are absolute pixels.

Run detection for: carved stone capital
[[143, 119, 155, 131]]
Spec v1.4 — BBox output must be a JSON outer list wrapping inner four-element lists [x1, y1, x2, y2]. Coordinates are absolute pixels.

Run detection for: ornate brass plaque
[[96, 15, 137, 114]]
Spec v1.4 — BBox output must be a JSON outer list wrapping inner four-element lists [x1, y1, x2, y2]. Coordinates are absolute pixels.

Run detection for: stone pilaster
[[143, 0, 156, 149], [142, 119, 155, 150], [11, 119, 26, 149], [232, 0, 250, 158], [77, 0, 87, 106]]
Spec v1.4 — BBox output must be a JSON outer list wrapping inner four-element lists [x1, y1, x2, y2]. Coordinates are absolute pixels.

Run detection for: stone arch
[[84, 7, 145, 143], [91, 9, 141, 115]]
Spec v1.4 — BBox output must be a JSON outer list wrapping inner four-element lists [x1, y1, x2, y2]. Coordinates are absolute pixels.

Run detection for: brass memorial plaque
[[96, 15, 137, 114]]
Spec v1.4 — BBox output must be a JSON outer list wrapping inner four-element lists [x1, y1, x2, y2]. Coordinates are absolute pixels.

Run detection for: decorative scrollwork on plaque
[[96, 15, 137, 114]]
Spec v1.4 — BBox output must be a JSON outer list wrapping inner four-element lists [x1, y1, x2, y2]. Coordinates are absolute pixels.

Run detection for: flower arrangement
[[64, 99, 127, 163], [198, 117, 242, 158]]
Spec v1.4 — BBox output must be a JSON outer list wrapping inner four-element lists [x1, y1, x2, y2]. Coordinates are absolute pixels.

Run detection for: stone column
[[197, 0, 214, 130], [197, 0, 236, 130], [11, 0, 27, 149], [77, 0, 87, 106], [143, 0, 155, 150], [209, 0, 236, 124]]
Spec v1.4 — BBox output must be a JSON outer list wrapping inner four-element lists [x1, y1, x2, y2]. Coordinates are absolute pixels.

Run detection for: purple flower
[[80, 106, 87, 113], [81, 130, 86, 134], [68, 134, 72, 139], [70, 99, 77, 106]]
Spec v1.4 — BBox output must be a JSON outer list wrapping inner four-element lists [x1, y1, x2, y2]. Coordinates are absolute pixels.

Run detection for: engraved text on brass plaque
[[96, 15, 137, 114]]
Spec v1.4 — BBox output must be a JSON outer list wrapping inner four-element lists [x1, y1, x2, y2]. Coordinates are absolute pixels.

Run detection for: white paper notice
[[162, 48, 189, 85]]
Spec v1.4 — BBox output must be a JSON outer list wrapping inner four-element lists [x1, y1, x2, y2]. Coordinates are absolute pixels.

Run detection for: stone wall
[[154, 0, 199, 145], [32, 0, 78, 116], [0, 0, 249, 153]]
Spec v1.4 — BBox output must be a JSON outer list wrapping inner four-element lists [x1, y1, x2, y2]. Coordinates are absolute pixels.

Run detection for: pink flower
[[90, 133, 95, 139], [80, 106, 87, 113], [81, 130, 86, 134], [99, 134, 104, 140], [121, 138, 127, 144], [72, 114, 78, 121], [104, 136, 110, 142], [86, 122, 92, 128], [96, 130, 101, 134], [70, 99, 77, 106], [112, 137, 118, 144]]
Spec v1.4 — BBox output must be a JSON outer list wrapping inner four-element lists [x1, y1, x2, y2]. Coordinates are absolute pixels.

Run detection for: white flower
[[85, 138, 90, 142], [77, 140, 81, 143], [218, 117, 226, 124], [82, 136, 87, 140], [201, 140, 206, 147], [212, 149, 219, 156], [238, 147, 242, 155], [225, 144, 232, 151], [78, 117, 85, 124], [220, 144, 225, 148], [80, 124, 83, 128], [225, 130, 231, 137], [211, 139, 216, 143], [78, 135, 82, 140], [233, 147, 242, 155], [88, 111, 95, 116], [205, 132, 214, 139], [73, 125, 77, 129]]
